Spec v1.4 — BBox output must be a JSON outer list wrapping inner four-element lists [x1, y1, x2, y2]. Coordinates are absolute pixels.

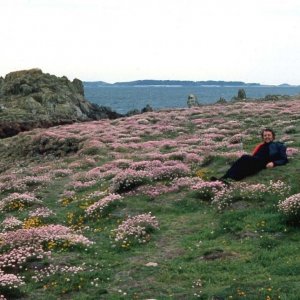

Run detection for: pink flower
[[1, 217, 22, 232], [85, 194, 123, 216], [279, 193, 300, 218], [112, 213, 159, 246]]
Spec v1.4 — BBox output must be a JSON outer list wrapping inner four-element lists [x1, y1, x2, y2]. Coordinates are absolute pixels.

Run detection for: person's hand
[[266, 162, 275, 168]]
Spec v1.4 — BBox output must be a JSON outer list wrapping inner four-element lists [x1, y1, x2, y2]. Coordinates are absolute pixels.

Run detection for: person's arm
[[273, 143, 288, 166]]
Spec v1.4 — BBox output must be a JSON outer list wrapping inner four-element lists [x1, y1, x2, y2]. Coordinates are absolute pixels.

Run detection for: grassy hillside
[[1, 98, 300, 299]]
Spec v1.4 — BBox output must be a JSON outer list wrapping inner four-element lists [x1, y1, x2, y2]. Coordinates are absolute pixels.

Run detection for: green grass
[[2, 100, 300, 299], [15, 179, 300, 300], [2, 159, 300, 299]]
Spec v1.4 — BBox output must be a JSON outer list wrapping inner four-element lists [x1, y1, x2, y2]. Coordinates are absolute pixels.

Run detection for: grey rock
[[141, 104, 153, 113], [0, 68, 122, 138], [187, 94, 200, 108]]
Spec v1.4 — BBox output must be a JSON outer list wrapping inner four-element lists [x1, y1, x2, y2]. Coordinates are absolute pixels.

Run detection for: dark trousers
[[223, 155, 265, 181]]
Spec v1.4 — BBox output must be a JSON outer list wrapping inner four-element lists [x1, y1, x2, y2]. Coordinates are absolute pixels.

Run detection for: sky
[[0, 0, 300, 85]]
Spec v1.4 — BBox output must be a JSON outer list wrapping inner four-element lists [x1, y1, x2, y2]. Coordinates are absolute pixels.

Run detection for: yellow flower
[[195, 168, 209, 179], [22, 217, 43, 229], [48, 241, 57, 249]]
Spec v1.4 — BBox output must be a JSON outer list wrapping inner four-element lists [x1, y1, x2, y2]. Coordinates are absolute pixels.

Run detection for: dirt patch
[[200, 249, 239, 260], [237, 231, 260, 239], [230, 201, 250, 210]]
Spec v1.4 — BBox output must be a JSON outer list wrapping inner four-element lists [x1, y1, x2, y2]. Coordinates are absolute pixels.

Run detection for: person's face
[[262, 131, 274, 143]]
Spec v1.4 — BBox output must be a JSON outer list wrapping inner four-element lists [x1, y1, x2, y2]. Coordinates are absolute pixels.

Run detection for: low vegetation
[[1, 97, 300, 299]]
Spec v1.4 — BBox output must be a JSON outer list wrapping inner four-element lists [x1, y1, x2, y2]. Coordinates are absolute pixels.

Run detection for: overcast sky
[[0, 0, 299, 84]]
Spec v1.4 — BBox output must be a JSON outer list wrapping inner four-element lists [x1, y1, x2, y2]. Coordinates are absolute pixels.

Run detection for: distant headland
[[83, 80, 298, 87]]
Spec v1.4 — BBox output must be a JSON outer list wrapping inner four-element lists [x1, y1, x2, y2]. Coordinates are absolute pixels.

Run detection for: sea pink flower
[[1, 216, 23, 232], [85, 194, 123, 217], [286, 147, 299, 157], [32, 264, 84, 282], [0, 224, 93, 248], [29, 207, 55, 218], [0, 193, 42, 212], [112, 213, 159, 247], [278, 193, 300, 218], [0, 269, 24, 289], [0, 245, 51, 269]]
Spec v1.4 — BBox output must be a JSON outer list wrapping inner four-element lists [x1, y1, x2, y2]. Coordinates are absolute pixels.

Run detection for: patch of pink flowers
[[125, 183, 179, 198], [212, 181, 291, 211], [110, 160, 191, 192], [192, 180, 226, 200], [0, 269, 24, 289], [51, 168, 73, 177], [267, 180, 291, 197], [28, 207, 55, 218], [0, 193, 42, 212], [286, 147, 299, 157], [61, 190, 76, 199], [172, 177, 204, 189], [125, 177, 204, 198], [0, 225, 93, 248], [112, 213, 159, 247], [150, 161, 190, 180], [0, 245, 51, 269], [85, 193, 123, 217], [110, 169, 149, 193], [69, 180, 98, 191], [0, 175, 26, 193], [32, 264, 84, 283], [278, 193, 300, 218], [21, 175, 52, 186], [0, 217, 22, 232]]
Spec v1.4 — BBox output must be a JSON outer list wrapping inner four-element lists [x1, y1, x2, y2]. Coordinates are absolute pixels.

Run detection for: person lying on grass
[[211, 128, 288, 183]]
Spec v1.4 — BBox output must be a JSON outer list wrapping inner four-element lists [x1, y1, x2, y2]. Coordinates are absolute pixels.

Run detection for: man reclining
[[211, 128, 288, 182]]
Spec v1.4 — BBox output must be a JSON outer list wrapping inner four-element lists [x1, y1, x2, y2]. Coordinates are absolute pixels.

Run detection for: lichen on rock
[[0, 68, 121, 138]]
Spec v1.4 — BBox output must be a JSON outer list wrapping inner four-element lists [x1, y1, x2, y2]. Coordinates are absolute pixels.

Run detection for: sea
[[84, 85, 300, 114]]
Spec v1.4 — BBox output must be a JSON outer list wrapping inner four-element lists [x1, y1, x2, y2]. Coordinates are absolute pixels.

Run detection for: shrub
[[287, 147, 299, 157], [0, 225, 93, 249], [31, 264, 84, 283], [192, 180, 225, 201], [69, 180, 98, 191], [0, 270, 24, 298], [0, 193, 42, 212], [228, 134, 244, 144], [110, 170, 149, 193], [237, 89, 246, 99], [29, 207, 55, 218], [0, 217, 22, 232], [151, 162, 190, 180], [0, 245, 51, 270], [278, 193, 300, 220], [216, 97, 227, 104], [264, 94, 280, 101], [212, 181, 290, 211], [284, 125, 296, 134], [112, 213, 159, 249], [85, 193, 123, 217]]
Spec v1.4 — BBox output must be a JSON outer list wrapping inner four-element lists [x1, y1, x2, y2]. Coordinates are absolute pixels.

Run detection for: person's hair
[[261, 128, 275, 139]]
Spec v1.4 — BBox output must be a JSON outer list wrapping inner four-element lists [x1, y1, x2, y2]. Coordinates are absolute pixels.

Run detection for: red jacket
[[252, 142, 288, 166], [252, 143, 264, 156]]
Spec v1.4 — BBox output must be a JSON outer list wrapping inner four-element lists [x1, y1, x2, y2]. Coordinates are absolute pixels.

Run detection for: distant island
[[84, 80, 263, 87], [83, 80, 299, 87]]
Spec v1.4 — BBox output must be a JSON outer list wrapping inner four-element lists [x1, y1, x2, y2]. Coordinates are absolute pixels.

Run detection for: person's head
[[261, 128, 275, 143]]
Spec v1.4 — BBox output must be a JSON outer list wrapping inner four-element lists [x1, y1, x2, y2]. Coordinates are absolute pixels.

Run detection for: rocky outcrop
[[0, 69, 121, 138], [187, 94, 200, 108]]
